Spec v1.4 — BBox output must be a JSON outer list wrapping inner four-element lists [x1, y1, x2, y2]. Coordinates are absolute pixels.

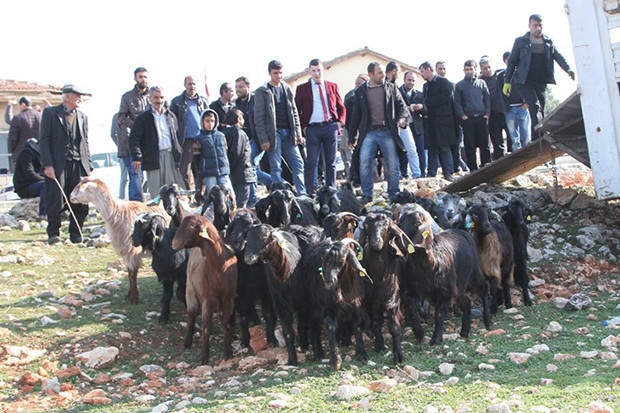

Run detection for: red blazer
[[295, 79, 346, 132]]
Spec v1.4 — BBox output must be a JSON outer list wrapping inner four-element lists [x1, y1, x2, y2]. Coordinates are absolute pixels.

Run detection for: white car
[[90, 152, 122, 198], [0, 184, 20, 201]]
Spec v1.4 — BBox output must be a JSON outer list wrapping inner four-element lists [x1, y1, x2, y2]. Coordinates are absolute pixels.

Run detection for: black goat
[[401, 225, 493, 345], [300, 238, 371, 369], [315, 184, 361, 224], [466, 203, 515, 313], [255, 189, 303, 229], [159, 183, 196, 229], [202, 185, 236, 231], [500, 199, 533, 306], [223, 209, 277, 349], [358, 212, 409, 363], [131, 213, 188, 323], [244, 224, 303, 366], [415, 197, 450, 230]]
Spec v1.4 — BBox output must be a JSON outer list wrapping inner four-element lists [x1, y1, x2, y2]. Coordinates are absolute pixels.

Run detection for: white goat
[[69, 176, 169, 303]]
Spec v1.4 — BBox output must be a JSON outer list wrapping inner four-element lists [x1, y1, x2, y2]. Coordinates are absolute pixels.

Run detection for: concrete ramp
[[442, 91, 588, 193]]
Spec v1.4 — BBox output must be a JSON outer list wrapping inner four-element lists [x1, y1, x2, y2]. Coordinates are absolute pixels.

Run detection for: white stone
[[140, 364, 165, 377], [553, 297, 569, 309], [151, 402, 170, 413], [546, 321, 563, 333], [135, 395, 156, 403], [41, 378, 60, 394], [438, 362, 455, 375], [478, 363, 495, 370], [75, 346, 119, 369], [334, 384, 370, 399], [445, 377, 459, 385], [486, 402, 511, 413], [580, 350, 599, 359], [508, 352, 531, 364], [527, 344, 550, 354], [191, 397, 208, 404]]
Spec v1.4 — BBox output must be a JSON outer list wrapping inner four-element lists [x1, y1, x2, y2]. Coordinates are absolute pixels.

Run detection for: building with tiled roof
[[284, 46, 423, 93], [0, 80, 63, 173]]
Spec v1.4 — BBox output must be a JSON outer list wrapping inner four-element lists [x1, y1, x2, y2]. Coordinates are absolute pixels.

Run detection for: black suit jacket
[[40, 104, 92, 177]]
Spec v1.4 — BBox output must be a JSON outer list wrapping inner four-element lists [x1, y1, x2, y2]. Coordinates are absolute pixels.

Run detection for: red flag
[[203, 68, 210, 98]]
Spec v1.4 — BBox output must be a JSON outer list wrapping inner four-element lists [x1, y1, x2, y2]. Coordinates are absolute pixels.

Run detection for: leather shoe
[[70, 235, 84, 244], [360, 195, 373, 204], [444, 174, 455, 182], [48, 236, 62, 245]]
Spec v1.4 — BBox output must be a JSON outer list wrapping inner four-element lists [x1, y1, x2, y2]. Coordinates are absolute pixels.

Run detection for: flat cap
[[61, 84, 92, 96]]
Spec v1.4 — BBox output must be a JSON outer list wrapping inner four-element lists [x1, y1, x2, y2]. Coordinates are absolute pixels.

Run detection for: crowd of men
[[6, 13, 574, 243]]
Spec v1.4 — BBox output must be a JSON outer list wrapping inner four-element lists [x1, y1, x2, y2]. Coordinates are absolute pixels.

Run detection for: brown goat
[[466, 203, 515, 314], [69, 176, 169, 304], [171, 215, 238, 365]]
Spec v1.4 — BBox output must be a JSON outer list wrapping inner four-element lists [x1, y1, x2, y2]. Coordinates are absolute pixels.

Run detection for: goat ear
[[291, 198, 303, 222], [389, 223, 415, 256], [346, 249, 373, 284], [255, 195, 272, 223], [357, 224, 367, 248], [201, 191, 214, 216], [227, 188, 236, 211]]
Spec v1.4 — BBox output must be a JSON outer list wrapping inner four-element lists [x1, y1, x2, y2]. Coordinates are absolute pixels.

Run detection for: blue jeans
[[359, 130, 400, 199], [120, 156, 143, 201], [203, 175, 234, 204], [505, 106, 531, 150], [398, 126, 421, 178], [248, 140, 273, 206], [267, 128, 306, 195]]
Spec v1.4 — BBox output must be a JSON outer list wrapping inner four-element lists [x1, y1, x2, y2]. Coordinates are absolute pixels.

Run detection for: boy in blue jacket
[[196, 109, 234, 202]]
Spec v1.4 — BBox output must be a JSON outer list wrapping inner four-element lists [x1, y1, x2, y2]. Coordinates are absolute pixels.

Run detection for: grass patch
[[0, 215, 619, 412]]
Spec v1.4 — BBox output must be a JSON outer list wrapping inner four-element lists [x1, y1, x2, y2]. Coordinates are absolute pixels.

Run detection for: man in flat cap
[[40, 84, 93, 244]]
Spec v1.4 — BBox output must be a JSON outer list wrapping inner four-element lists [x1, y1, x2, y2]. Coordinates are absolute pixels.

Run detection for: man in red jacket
[[295, 58, 346, 194]]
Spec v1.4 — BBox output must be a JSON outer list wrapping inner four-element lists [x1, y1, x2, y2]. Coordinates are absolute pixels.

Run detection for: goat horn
[[337, 211, 360, 220]]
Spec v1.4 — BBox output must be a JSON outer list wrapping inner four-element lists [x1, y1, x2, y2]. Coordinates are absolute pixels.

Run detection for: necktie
[[317, 83, 330, 122]]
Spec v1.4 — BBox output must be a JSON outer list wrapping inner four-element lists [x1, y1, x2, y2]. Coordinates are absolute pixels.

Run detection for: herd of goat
[[68, 177, 533, 370]]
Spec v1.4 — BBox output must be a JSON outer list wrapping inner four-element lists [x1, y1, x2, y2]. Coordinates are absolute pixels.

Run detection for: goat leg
[[354, 316, 368, 362], [371, 308, 386, 352], [481, 292, 493, 330], [199, 310, 212, 365], [159, 280, 174, 323], [501, 277, 513, 309], [126, 267, 140, 304], [236, 297, 251, 349], [457, 295, 472, 339], [410, 297, 425, 342], [184, 308, 198, 350], [261, 296, 278, 346], [310, 316, 324, 361], [279, 310, 298, 366], [176, 279, 186, 306], [487, 276, 499, 314], [325, 314, 341, 370], [430, 298, 449, 346], [223, 307, 235, 360], [387, 309, 403, 364]]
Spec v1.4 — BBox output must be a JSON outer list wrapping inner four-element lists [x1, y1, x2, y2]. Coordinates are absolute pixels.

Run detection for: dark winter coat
[[129, 106, 183, 171], [196, 109, 230, 178], [13, 139, 44, 197], [224, 125, 256, 185]]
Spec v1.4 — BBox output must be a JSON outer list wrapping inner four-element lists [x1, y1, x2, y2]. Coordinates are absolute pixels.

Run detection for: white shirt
[[153, 110, 172, 151], [309, 80, 332, 124]]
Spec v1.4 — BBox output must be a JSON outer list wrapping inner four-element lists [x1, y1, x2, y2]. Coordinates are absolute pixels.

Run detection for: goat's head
[[500, 198, 533, 227], [442, 194, 466, 220], [172, 215, 220, 251], [202, 185, 235, 222], [391, 189, 417, 205], [269, 181, 294, 193], [243, 224, 277, 265], [398, 203, 432, 245], [70, 176, 107, 204], [159, 183, 182, 218], [322, 211, 360, 240], [360, 212, 411, 257], [321, 238, 371, 289], [255, 189, 301, 229], [316, 186, 339, 219], [224, 210, 260, 252], [131, 212, 166, 251], [466, 203, 493, 235]]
